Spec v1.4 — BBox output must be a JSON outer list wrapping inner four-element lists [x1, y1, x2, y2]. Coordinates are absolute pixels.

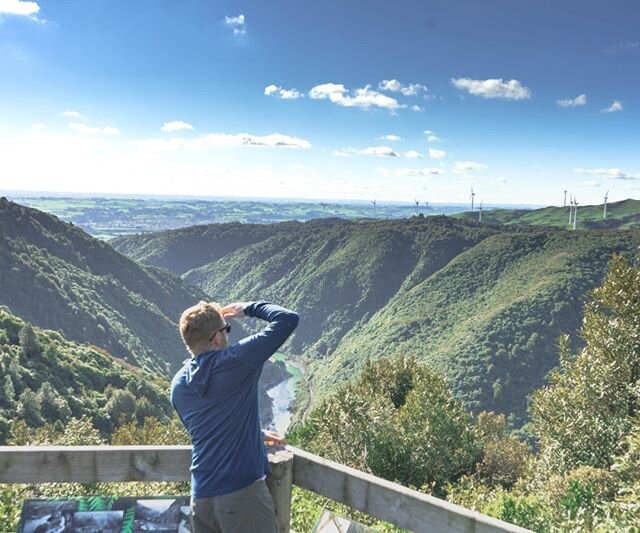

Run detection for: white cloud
[[576, 180, 601, 187], [309, 83, 401, 110], [557, 94, 587, 107], [404, 150, 423, 159], [602, 100, 623, 113], [0, 0, 39, 16], [224, 14, 246, 35], [574, 167, 638, 180], [411, 105, 423, 112], [428, 148, 446, 160], [454, 161, 487, 173], [68, 123, 120, 136], [264, 84, 303, 100], [379, 79, 427, 96], [31, 123, 45, 129], [333, 146, 399, 157], [161, 120, 194, 132], [61, 110, 84, 119], [451, 78, 532, 100], [395, 167, 446, 177], [605, 41, 640, 54], [424, 130, 435, 135], [381, 134, 401, 141], [427, 135, 440, 143], [496, 176, 508, 183], [140, 132, 311, 150], [379, 79, 402, 92]]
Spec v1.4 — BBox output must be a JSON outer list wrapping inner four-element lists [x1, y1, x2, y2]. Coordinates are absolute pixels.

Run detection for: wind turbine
[[563, 190, 567, 207], [320, 202, 328, 216], [478, 200, 483, 222], [603, 191, 609, 220], [372, 199, 377, 218], [568, 194, 574, 225], [414, 198, 420, 216], [572, 197, 579, 230], [470, 188, 476, 212]]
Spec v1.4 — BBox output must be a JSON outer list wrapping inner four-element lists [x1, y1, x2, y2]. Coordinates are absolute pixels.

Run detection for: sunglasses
[[210, 323, 231, 341]]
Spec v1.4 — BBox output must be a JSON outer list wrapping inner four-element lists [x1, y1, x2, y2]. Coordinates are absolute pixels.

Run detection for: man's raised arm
[[222, 301, 299, 368]]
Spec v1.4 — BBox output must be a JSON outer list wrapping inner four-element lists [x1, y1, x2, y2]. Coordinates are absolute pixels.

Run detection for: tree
[[18, 323, 41, 357], [290, 356, 481, 491], [105, 389, 137, 426], [16, 388, 44, 427], [474, 412, 530, 488], [532, 255, 640, 473], [36, 382, 71, 422]]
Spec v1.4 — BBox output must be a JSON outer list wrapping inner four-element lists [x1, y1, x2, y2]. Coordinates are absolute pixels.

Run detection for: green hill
[[313, 229, 639, 424], [111, 221, 286, 274], [0, 197, 207, 373], [0, 307, 172, 443], [181, 217, 501, 355], [455, 198, 640, 230], [112, 216, 640, 423]]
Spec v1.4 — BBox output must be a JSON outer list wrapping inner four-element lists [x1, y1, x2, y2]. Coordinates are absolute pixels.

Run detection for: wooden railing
[[0, 445, 530, 533]]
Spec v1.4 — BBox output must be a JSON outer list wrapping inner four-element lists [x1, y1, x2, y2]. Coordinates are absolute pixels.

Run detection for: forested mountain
[[0, 197, 207, 373], [112, 215, 640, 424], [318, 230, 639, 424], [455, 198, 640, 230]]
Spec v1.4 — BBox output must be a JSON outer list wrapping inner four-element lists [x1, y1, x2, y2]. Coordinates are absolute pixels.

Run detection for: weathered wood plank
[[289, 446, 531, 533], [266, 449, 294, 533], [0, 445, 192, 483]]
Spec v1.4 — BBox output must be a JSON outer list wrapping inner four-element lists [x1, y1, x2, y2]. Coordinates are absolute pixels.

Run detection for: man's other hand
[[263, 430, 286, 447], [220, 302, 247, 320]]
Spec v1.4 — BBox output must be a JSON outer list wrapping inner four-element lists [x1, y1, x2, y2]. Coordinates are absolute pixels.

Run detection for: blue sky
[[0, 0, 638, 205]]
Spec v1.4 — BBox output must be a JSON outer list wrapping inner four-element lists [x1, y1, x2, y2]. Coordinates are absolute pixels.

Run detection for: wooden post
[[266, 447, 294, 533]]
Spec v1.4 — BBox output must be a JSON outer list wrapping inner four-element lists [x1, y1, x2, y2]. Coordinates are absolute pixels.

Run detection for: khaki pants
[[191, 478, 278, 533]]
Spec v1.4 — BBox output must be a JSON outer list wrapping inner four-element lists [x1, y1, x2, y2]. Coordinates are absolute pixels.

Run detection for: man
[[171, 300, 299, 533]]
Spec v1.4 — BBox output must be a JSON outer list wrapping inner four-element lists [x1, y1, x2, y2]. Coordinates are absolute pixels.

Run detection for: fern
[[120, 505, 136, 533]]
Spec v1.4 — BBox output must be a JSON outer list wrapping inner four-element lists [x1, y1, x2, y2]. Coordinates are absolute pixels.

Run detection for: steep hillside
[[455, 199, 640, 230], [182, 217, 502, 355], [112, 221, 287, 273], [0, 307, 172, 442], [315, 229, 640, 424], [0, 198, 207, 373]]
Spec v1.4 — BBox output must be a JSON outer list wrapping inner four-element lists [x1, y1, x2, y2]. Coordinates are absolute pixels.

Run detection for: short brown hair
[[179, 301, 225, 356]]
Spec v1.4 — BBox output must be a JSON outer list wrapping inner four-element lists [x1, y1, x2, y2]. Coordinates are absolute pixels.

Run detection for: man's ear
[[210, 333, 224, 350]]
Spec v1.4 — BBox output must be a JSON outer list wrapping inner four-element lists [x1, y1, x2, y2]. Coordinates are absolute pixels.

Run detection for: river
[[266, 355, 304, 435]]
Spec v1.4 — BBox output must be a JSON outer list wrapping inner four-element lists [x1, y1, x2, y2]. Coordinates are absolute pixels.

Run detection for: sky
[[0, 0, 638, 206]]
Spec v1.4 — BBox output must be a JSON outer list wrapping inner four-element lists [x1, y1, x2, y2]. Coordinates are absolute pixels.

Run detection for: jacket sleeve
[[233, 302, 299, 368]]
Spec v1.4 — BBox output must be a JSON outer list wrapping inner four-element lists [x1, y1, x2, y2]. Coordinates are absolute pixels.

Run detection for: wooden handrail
[[0, 445, 530, 533]]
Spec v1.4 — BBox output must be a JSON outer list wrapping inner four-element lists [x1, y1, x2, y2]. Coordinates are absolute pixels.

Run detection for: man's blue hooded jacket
[[170, 301, 299, 499]]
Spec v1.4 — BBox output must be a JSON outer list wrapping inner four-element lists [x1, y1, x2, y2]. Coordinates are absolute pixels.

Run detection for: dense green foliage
[[531, 254, 640, 474], [0, 198, 208, 372], [290, 356, 482, 492], [446, 255, 640, 531], [114, 214, 639, 423], [0, 308, 173, 442], [289, 255, 640, 530], [324, 229, 639, 424]]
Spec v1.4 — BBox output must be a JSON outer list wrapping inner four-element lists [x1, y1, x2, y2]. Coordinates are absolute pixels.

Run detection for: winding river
[[266, 355, 304, 435]]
